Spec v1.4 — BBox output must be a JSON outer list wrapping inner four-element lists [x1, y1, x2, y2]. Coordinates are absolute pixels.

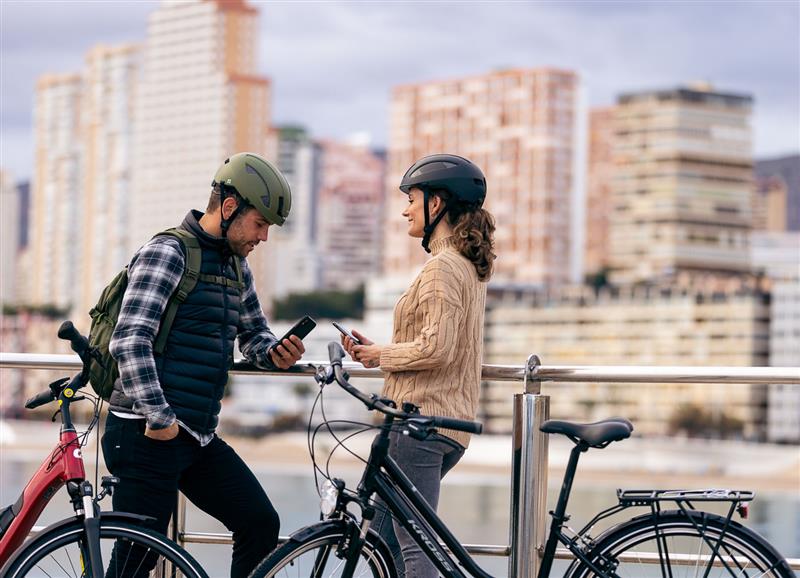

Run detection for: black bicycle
[[249, 342, 793, 578]]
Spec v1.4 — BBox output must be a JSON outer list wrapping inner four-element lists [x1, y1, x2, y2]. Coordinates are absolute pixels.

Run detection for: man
[[101, 152, 304, 577]]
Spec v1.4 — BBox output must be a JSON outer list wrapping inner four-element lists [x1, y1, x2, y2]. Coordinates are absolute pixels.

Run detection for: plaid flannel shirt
[[109, 235, 279, 445]]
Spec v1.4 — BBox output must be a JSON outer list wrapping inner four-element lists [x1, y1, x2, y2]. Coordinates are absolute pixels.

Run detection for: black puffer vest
[[111, 210, 243, 434]]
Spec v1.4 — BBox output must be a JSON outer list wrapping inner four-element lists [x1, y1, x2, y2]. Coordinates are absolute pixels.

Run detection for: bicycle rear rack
[[617, 489, 755, 506]]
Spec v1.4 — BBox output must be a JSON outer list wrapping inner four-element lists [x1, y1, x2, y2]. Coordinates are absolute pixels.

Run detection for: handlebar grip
[[328, 341, 346, 365], [432, 416, 483, 435], [58, 320, 91, 357], [25, 389, 55, 410]]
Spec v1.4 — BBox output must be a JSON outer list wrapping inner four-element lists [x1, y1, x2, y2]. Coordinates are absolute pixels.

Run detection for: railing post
[[509, 355, 549, 578], [172, 492, 187, 548]]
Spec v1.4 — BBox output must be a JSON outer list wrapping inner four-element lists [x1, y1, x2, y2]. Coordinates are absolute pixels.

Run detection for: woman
[[342, 153, 496, 578]]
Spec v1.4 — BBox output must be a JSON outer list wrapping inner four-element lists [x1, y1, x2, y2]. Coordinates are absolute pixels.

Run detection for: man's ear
[[221, 196, 239, 220]]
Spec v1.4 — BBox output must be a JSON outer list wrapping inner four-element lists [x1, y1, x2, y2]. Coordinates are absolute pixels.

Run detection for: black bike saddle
[[540, 418, 634, 448]]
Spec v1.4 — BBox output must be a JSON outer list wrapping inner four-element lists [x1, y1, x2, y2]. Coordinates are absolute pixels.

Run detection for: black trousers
[[101, 413, 279, 578]]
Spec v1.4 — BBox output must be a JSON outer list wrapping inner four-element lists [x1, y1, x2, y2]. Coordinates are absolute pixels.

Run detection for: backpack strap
[[198, 256, 244, 289], [153, 228, 201, 354]]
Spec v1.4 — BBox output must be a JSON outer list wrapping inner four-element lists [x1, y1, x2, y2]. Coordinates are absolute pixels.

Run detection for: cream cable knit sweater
[[379, 235, 487, 448]]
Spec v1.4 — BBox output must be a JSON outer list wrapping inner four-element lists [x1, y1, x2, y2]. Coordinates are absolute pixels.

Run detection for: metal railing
[[2, 352, 799, 576]]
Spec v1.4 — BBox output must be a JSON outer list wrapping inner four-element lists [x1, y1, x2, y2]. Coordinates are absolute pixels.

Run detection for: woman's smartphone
[[332, 321, 361, 345], [274, 316, 316, 349]]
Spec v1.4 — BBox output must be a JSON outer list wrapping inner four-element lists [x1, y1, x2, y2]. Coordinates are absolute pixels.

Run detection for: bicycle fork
[[68, 480, 104, 578]]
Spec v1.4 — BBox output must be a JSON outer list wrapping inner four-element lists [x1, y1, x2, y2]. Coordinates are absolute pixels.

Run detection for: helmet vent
[[278, 197, 285, 216], [412, 161, 457, 178], [245, 165, 258, 174], [261, 195, 271, 208]]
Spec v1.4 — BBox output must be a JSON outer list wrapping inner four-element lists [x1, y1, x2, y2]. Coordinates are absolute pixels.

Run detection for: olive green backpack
[[87, 228, 202, 400]]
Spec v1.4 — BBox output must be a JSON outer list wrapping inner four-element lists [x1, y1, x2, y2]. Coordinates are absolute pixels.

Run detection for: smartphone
[[273, 316, 316, 350], [332, 321, 361, 345]]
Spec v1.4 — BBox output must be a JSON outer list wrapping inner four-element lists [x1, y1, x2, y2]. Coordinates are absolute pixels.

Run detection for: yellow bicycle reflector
[[64, 388, 74, 398]]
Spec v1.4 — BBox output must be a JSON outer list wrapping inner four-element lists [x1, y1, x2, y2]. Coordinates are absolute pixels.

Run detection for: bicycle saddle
[[540, 417, 633, 448]]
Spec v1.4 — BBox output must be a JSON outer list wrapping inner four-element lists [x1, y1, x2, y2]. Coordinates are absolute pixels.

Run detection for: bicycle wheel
[[1, 517, 208, 578], [567, 509, 793, 578], [250, 520, 396, 578]]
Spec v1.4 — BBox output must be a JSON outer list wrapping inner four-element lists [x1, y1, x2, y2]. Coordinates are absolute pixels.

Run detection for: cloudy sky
[[1, 0, 798, 182]]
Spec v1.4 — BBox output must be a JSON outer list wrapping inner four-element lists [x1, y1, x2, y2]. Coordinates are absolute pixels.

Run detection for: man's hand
[[269, 335, 305, 369], [145, 422, 179, 441]]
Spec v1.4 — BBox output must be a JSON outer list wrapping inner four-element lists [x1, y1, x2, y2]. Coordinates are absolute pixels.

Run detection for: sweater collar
[[429, 235, 456, 256]]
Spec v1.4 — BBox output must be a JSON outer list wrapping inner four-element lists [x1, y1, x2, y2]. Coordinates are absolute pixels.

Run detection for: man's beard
[[225, 222, 253, 257]]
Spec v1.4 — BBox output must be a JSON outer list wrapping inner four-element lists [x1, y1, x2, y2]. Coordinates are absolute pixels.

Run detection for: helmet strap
[[218, 184, 247, 239], [421, 189, 449, 253]]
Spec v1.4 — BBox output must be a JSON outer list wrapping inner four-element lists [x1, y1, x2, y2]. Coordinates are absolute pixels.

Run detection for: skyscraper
[[0, 171, 19, 306], [130, 0, 270, 254], [79, 44, 141, 319], [316, 138, 385, 290], [28, 73, 83, 310], [384, 68, 579, 286], [609, 85, 754, 284], [260, 126, 320, 303], [584, 107, 615, 278]]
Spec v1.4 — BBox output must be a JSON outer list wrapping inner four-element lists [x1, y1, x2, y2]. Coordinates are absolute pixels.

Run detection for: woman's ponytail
[[449, 206, 496, 282]]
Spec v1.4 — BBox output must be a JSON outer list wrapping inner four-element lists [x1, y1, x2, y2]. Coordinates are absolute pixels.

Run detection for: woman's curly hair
[[434, 190, 496, 282]]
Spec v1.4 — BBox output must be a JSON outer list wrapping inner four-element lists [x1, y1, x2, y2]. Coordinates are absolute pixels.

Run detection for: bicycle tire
[[249, 519, 397, 578], [567, 509, 793, 578], [1, 517, 208, 578]]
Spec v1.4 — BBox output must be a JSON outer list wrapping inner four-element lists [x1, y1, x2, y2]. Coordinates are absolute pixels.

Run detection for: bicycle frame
[[0, 422, 86, 565], [345, 413, 493, 578], [0, 322, 105, 572]]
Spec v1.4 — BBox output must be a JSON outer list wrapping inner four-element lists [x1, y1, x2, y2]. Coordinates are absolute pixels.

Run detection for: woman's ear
[[429, 195, 444, 218]]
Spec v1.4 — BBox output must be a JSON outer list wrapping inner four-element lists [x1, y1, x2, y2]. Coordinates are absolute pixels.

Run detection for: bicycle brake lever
[[51, 409, 59, 423]]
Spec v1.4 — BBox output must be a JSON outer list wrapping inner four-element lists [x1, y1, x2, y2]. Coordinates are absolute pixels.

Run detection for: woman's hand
[[341, 330, 381, 368], [351, 343, 383, 368]]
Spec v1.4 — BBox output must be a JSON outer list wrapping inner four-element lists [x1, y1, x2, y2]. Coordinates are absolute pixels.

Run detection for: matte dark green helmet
[[213, 152, 292, 226]]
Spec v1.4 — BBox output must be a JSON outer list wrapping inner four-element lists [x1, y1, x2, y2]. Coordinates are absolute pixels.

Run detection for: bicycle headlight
[[319, 479, 339, 517]]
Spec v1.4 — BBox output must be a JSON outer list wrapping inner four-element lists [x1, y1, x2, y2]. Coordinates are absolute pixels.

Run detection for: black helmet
[[399, 154, 486, 207], [399, 154, 487, 252]]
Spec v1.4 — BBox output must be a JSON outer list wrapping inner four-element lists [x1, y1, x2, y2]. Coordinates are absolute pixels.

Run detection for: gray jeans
[[371, 431, 465, 578]]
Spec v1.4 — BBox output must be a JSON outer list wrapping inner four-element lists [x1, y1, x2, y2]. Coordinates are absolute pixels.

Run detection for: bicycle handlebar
[[25, 321, 93, 411], [325, 341, 483, 436], [25, 388, 57, 410], [58, 320, 92, 359]]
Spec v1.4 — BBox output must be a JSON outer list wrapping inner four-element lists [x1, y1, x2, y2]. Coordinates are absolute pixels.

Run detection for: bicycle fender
[[97, 511, 157, 525], [287, 519, 350, 543], [24, 511, 157, 540], [286, 518, 397, 575]]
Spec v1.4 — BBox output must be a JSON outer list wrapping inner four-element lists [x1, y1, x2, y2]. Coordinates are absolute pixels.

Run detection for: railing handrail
[[2, 352, 799, 384], [3, 352, 799, 574]]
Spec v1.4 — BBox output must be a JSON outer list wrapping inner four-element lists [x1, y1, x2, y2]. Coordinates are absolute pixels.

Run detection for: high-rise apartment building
[[78, 44, 141, 320], [752, 175, 788, 232], [755, 154, 800, 232], [584, 107, 615, 277], [384, 68, 579, 286], [752, 231, 800, 443], [610, 86, 754, 284], [316, 139, 385, 290], [130, 0, 270, 254], [0, 171, 19, 305], [260, 126, 320, 303], [28, 73, 83, 310]]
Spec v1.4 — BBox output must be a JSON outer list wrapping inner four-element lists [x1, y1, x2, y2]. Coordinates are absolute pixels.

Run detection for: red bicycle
[[0, 321, 207, 578]]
